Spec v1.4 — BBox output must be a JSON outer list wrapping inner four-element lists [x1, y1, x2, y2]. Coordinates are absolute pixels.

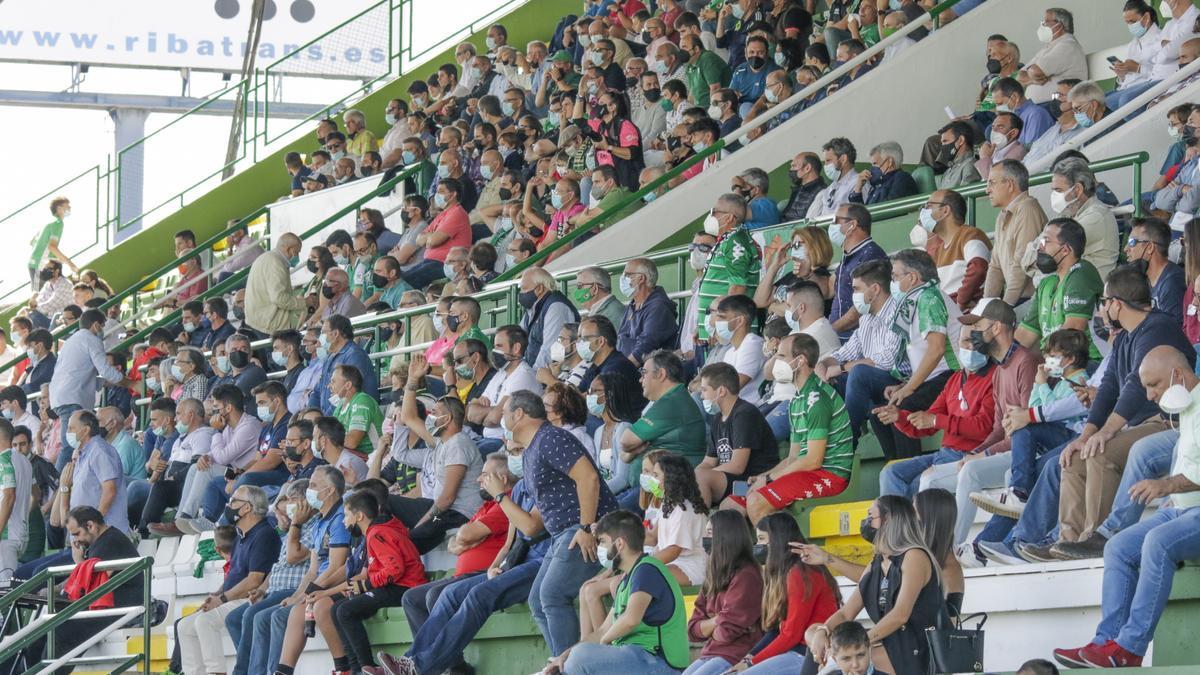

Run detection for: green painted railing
[[0, 556, 154, 675]]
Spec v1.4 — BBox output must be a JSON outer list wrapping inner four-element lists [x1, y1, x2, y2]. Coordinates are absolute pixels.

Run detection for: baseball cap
[[958, 297, 1016, 328]]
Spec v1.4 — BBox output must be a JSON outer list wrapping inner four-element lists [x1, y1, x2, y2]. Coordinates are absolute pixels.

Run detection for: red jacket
[[751, 567, 840, 664], [895, 367, 995, 452], [365, 517, 427, 590], [63, 557, 114, 610]]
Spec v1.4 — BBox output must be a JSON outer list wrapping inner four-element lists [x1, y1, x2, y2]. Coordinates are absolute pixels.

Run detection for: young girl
[[684, 510, 764, 675], [738, 513, 841, 673], [578, 451, 709, 635]]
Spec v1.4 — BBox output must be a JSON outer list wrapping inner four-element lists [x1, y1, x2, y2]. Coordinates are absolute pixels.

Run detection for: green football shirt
[[336, 391, 383, 456], [1019, 260, 1104, 361], [696, 226, 761, 340], [788, 373, 854, 478]]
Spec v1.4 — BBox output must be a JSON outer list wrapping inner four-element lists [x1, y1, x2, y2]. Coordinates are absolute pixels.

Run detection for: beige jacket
[[245, 250, 307, 334], [984, 192, 1046, 305]]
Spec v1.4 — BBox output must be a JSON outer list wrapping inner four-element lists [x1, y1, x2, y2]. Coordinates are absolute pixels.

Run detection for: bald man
[[1053, 344, 1200, 668], [308, 267, 366, 327], [245, 233, 314, 333]]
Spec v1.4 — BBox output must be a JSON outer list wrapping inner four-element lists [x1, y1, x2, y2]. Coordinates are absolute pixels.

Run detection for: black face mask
[[938, 142, 956, 163], [478, 488, 494, 503], [284, 446, 305, 462], [372, 272, 390, 289], [223, 504, 243, 524], [1105, 300, 1125, 333], [1035, 250, 1061, 275], [306, 260, 319, 274], [1093, 315, 1112, 341], [518, 290, 538, 309], [701, 536, 712, 554], [232, 306, 245, 321], [400, 210, 413, 226], [641, 30, 652, 43], [788, 169, 803, 186], [1130, 258, 1150, 275], [666, 135, 682, 151], [594, 104, 608, 119], [498, 187, 513, 201], [347, 522, 363, 538], [624, 75, 637, 89], [986, 58, 1002, 75], [860, 516, 878, 544], [1185, 124, 1198, 140], [38, 268, 53, 282], [643, 88, 662, 103], [229, 351, 250, 369], [447, 315, 462, 333], [491, 350, 510, 370], [968, 328, 991, 354], [378, 326, 394, 343], [437, 142, 450, 151], [751, 543, 768, 565], [321, 285, 336, 299], [747, 55, 766, 70]]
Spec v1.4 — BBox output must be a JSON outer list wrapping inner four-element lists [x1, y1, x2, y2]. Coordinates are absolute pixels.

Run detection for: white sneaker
[[189, 515, 216, 532], [956, 544, 986, 569], [970, 487, 1026, 519], [175, 517, 198, 535], [977, 541, 1025, 566]]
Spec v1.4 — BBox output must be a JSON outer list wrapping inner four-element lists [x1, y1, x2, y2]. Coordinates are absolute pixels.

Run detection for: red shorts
[[753, 469, 849, 510]]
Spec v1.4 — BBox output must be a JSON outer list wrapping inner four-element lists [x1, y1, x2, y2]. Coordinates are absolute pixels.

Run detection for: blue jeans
[[1009, 422, 1076, 496], [400, 259, 447, 290], [407, 560, 541, 674], [743, 651, 807, 674], [529, 526, 602, 656], [226, 589, 290, 675], [53, 404, 82, 472], [1095, 507, 1200, 655], [616, 487, 643, 517], [844, 365, 897, 442], [682, 656, 734, 675], [879, 447, 964, 499], [564, 642, 681, 675], [1096, 430, 1178, 540], [1105, 79, 1160, 119], [977, 440, 1068, 552], [261, 603, 293, 674], [15, 548, 72, 580]]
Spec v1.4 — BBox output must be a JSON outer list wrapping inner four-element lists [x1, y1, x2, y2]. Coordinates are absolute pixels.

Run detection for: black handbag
[[925, 611, 987, 674]]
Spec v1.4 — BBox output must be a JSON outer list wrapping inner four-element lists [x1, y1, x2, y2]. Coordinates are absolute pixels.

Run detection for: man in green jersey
[[1015, 218, 1103, 363], [330, 364, 382, 468], [696, 194, 761, 341], [744, 333, 854, 525], [0, 419, 32, 579]]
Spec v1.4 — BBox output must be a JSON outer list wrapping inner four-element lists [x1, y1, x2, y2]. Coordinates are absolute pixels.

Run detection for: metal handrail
[[498, 0, 970, 280], [0, 556, 154, 675]]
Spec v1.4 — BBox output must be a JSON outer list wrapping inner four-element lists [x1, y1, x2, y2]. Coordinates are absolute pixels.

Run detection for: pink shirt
[[424, 204, 471, 263], [424, 334, 455, 365]]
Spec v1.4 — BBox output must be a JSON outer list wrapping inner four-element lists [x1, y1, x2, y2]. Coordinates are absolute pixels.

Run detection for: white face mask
[[852, 291, 871, 315], [1049, 188, 1075, 214], [702, 212, 721, 236], [990, 129, 1010, 150], [909, 223, 929, 247], [1037, 23, 1054, 43], [771, 357, 794, 383], [1160, 369, 1193, 415]]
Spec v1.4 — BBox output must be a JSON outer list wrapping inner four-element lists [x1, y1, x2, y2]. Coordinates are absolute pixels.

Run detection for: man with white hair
[[849, 141, 919, 205], [308, 267, 366, 328], [343, 108, 378, 160], [178, 484, 279, 675], [245, 233, 311, 333], [518, 267, 581, 368], [1016, 7, 1087, 103], [1026, 81, 1104, 168], [696, 194, 760, 342], [1048, 157, 1119, 279]]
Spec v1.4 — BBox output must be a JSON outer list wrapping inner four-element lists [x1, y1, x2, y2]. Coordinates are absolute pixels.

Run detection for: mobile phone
[[224, 466, 239, 481], [733, 481, 749, 497], [1107, 55, 1121, 64]]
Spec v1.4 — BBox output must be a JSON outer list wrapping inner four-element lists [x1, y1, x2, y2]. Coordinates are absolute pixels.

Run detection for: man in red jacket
[[334, 490, 427, 675]]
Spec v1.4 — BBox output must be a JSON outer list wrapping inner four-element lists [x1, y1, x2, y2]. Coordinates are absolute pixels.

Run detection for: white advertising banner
[[0, 0, 388, 75]]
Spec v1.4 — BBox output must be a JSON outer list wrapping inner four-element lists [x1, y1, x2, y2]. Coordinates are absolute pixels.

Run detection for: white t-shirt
[[15, 411, 39, 439], [335, 451, 369, 486], [656, 499, 709, 584], [722, 333, 766, 405], [799, 318, 842, 360], [482, 362, 543, 439]]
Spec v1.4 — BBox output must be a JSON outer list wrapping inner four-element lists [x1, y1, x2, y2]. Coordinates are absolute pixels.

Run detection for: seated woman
[[753, 226, 835, 319], [578, 451, 709, 639], [589, 372, 640, 511], [804, 496, 948, 675], [683, 510, 764, 675], [738, 513, 841, 673]]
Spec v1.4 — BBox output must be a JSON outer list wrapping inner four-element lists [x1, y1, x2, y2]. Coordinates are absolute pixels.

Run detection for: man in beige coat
[[984, 160, 1047, 308], [245, 233, 309, 334]]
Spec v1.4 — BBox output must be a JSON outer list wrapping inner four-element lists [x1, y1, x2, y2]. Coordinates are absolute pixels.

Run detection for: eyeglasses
[[688, 243, 714, 253], [923, 201, 945, 209]]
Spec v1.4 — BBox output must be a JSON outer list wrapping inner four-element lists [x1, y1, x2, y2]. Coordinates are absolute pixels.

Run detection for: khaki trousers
[[1059, 417, 1170, 542]]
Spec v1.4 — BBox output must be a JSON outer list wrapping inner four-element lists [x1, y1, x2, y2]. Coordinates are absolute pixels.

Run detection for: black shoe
[[1050, 533, 1108, 560], [1015, 541, 1059, 563]]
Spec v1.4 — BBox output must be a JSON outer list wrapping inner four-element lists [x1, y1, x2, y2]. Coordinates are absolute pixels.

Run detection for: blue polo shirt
[[224, 518, 281, 592], [831, 238, 888, 335], [513, 479, 550, 562], [257, 412, 291, 461], [522, 422, 617, 536], [311, 502, 351, 575]]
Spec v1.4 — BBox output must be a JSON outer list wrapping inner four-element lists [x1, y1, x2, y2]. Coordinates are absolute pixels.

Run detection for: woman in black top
[[914, 488, 965, 618], [572, 90, 644, 191], [804, 495, 948, 675]]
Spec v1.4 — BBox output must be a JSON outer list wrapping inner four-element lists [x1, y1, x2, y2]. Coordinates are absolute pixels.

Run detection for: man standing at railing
[[26, 197, 78, 292], [48, 310, 132, 471]]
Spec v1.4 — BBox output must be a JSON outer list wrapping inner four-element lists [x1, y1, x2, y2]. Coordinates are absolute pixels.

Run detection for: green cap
[[551, 49, 572, 62]]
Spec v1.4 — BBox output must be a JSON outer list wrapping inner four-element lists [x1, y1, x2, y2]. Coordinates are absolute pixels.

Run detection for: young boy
[[828, 621, 889, 675], [334, 491, 426, 675], [971, 328, 1091, 518]]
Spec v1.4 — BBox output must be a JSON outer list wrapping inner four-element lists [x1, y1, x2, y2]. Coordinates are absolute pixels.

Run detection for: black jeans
[[388, 496, 470, 554], [3, 617, 112, 675], [867, 370, 953, 460], [139, 464, 188, 532], [332, 585, 410, 669]]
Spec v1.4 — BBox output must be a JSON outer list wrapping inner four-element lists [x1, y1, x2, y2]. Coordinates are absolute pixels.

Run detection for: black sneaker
[[1050, 533, 1108, 560]]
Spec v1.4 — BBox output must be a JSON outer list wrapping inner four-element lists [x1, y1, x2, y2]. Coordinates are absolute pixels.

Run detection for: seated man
[[975, 111, 1027, 181], [1124, 216, 1185, 324], [398, 453, 513, 642], [709, 293, 766, 404], [178, 385, 264, 531], [1016, 8, 1087, 103], [1025, 80, 1104, 168], [178, 486, 279, 675], [935, 121, 981, 190], [201, 381, 293, 524], [848, 141, 918, 205], [1052, 345, 1200, 669], [620, 350, 707, 469], [378, 460, 549, 675], [780, 151, 827, 222], [737, 334, 854, 525], [576, 315, 640, 392], [1014, 217, 1104, 366], [616, 257, 679, 368], [911, 189, 991, 312], [694, 362, 779, 508], [816, 259, 901, 398], [1049, 158, 1119, 280], [329, 366, 381, 483], [143, 398, 216, 537], [783, 280, 839, 357], [844, 249, 959, 460], [551, 510, 690, 675]]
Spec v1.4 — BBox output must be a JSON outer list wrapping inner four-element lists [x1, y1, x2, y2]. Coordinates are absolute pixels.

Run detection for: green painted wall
[[86, 0, 580, 294]]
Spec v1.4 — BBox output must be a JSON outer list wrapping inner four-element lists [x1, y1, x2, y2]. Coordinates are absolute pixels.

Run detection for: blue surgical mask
[[481, 164, 494, 180], [586, 394, 604, 417], [890, 280, 904, 297], [316, 346, 329, 360], [828, 221, 847, 247], [305, 488, 323, 510], [694, 140, 708, 153], [889, 0, 903, 9], [1074, 110, 1094, 128], [959, 347, 987, 372], [505, 253, 517, 268], [437, 164, 450, 179], [65, 432, 78, 449], [385, 113, 398, 125], [785, 311, 800, 332], [551, 191, 564, 209], [271, 350, 288, 367], [774, 51, 787, 67], [501, 100, 515, 116], [731, 4, 745, 19], [434, 193, 448, 208], [443, 262, 458, 280], [918, 207, 937, 231], [171, 364, 184, 380], [714, 319, 735, 344], [702, 397, 718, 414], [216, 356, 230, 373], [506, 453, 523, 477], [619, 275, 635, 297], [1128, 20, 1149, 38], [402, 150, 416, 165], [257, 405, 273, 422], [643, 191, 658, 203], [823, 162, 839, 181]]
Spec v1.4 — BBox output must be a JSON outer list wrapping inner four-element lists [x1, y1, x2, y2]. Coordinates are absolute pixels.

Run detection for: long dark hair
[[599, 371, 644, 423], [701, 510, 759, 604], [758, 513, 841, 629], [914, 488, 956, 566], [656, 452, 708, 518]]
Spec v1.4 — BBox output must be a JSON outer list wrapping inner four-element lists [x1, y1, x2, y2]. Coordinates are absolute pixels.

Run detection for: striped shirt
[[267, 519, 317, 594], [696, 225, 761, 340], [788, 374, 854, 478], [831, 296, 907, 376]]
